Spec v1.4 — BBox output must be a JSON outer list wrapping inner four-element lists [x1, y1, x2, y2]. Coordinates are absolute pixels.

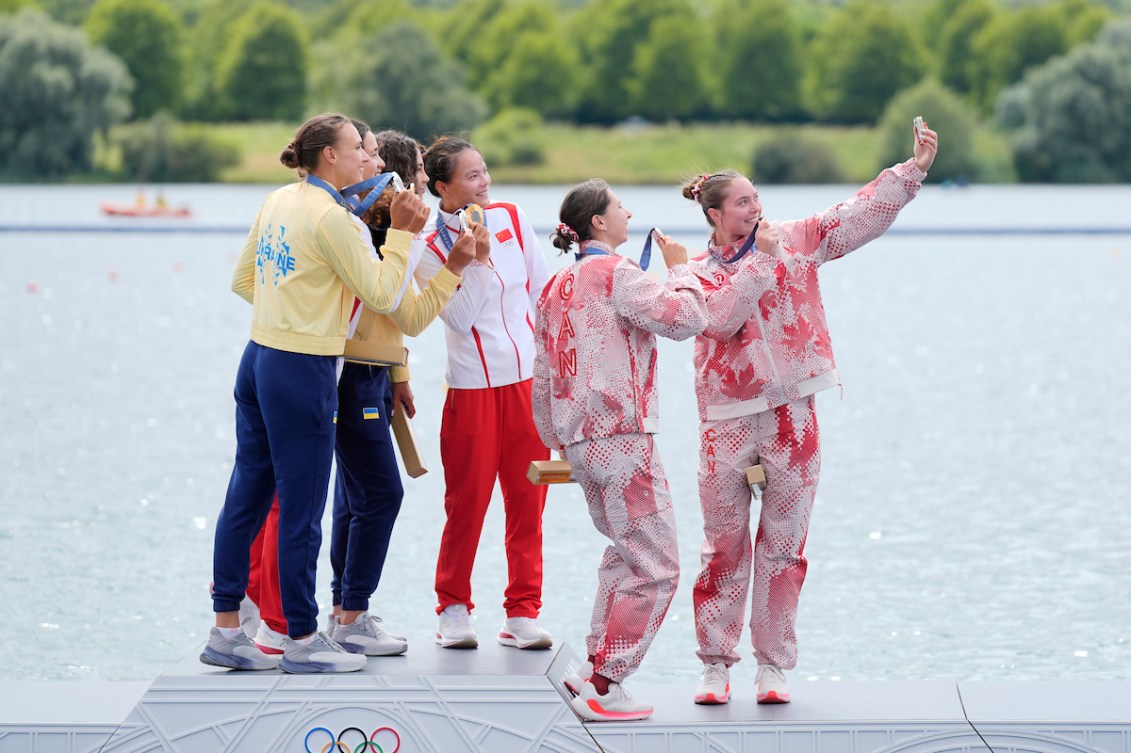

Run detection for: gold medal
[[464, 203, 485, 225]]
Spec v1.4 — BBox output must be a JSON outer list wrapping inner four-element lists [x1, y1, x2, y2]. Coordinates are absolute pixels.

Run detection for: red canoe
[[101, 201, 193, 218]]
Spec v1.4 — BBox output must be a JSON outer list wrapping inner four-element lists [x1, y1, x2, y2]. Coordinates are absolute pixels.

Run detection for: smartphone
[[456, 208, 469, 232], [913, 116, 925, 144], [390, 173, 405, 193], [651, 227, 664, 244]]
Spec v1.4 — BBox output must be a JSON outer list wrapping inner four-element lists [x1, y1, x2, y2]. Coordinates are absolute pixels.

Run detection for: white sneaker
[[238, 596, 260, 640], [200, 627, 280, 671], [563, 659, 593, 695], [756, 664, 790, 704], [325, 613, 340, 634], [694, 662, 731, 704], [280, 631, 367, 674], [253, 622, 285, 655], [570, 680, 653, 722], [332, 612, 408, 656], [498, 616, 553, 650], [436, 604, 478, 648]]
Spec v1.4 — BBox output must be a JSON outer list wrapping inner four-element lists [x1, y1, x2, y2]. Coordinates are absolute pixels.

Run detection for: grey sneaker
[[200, 627, 280, 670], [332, 612, 408, 656], [281, 631, 368, 674]]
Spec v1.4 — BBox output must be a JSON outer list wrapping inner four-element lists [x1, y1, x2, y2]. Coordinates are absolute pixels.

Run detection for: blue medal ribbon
[[340, 173, 396, 217], [435, 210, 459, 252], [708, 222, 759, 264], [575, 228, 660, 269], [305, 175, 352, 211]]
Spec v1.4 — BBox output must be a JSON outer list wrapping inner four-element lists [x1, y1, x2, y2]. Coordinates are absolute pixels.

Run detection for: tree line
[[2, 0, 1130, 182]]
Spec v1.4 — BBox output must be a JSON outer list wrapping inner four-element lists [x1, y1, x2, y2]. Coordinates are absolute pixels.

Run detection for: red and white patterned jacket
[[533, 251, 708, 450], [690, 159, 927, 422], [414, 202, 548, 389]]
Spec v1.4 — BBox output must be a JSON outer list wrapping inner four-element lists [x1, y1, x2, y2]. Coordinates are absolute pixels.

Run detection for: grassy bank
[[210, 120, 1010, 185]]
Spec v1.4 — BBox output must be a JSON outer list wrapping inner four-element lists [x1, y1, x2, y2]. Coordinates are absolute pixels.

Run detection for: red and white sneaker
[[498, 617, 552, 650], [570, 680, 653, 722], [694, 662, 731, 705], [756, 664, 790, 704], [253, 622, 285, 655], [436, 604, 477, 649], [563, 660, 593, 695]]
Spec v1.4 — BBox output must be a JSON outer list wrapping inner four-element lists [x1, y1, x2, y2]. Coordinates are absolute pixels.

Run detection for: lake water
[[2, 182, 1130, 689]]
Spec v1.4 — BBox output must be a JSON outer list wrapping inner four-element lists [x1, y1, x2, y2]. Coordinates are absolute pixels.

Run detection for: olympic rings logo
[[304, 726, 401, 753]]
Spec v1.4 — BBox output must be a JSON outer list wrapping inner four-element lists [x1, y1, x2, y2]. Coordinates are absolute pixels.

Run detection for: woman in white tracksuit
[[686, 124, 939, 706], [534, 179, 738, 722]]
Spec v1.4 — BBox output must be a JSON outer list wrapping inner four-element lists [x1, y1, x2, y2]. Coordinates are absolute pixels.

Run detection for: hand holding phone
[[913, 116, 925, 144]]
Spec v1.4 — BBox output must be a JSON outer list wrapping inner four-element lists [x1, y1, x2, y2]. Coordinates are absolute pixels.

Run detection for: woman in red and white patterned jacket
[[533, 179, 719, 722], [686, 124, 939, 707]]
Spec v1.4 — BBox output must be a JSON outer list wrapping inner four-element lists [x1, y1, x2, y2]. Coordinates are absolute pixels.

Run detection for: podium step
[[2, 645, 1129, 753]]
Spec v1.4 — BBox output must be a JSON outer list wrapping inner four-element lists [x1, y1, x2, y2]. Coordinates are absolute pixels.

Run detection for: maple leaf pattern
[[689, 159, 925, 421]]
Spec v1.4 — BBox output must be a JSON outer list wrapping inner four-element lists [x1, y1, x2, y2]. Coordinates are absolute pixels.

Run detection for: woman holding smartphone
[[687, 121, 939, 705]]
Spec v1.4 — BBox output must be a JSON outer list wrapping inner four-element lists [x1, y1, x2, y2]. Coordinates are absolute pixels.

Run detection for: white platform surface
[[3, 644, 1130, 753]]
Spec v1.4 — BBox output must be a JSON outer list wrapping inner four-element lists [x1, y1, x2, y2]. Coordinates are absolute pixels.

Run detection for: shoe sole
[[694, 691, 730, 705], [435, 634, 478, 649], [339, 640, 408, 657], [571, 698, 653, 722], [497, 632, 552, 650], [757, 691, 790, 704], [199, 648, 279, 671], [280, 658, 367, 674]]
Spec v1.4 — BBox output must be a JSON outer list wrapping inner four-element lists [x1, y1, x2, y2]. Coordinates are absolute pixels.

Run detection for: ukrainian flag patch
[[333, 410, 338, 424], [362, 407, 380, 420]]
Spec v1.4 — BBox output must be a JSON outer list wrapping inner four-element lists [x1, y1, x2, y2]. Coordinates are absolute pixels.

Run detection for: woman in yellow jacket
[[202, 113, 430, 675]]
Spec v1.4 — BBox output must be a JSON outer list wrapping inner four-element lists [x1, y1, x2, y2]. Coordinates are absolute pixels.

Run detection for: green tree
[[113, 111, 240, 182], [712, 0, 804, 122], [574, 0, 696, 123], [806, 1, 928, 124], [0, 0, 35, 15], [628, 14, 707, 121], [464, 0, 553, 91], [935, 0, 997, 97], [36, 0, 91, 24], [336, 21, 487, 142], [482, 31, 580, 119], [1052, 0, 1111, 46], [179, 0, 255, 120], [474, 108, 545, 167], [85, 0, 185, 119], [753, 134, 845, 184], [214, 3, 309, 121], [876, 79, 980, 183], [967, 5, 1068, 113], [996, 19, 1131, 182], [443, 0, 508, 87], [0, 9, 131, 179]]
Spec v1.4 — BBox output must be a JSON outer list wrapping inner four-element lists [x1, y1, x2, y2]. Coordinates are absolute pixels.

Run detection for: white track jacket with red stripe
[[533, 254, 708, 451], [690, 159, 927, 422], [413, 202, 548, 389]]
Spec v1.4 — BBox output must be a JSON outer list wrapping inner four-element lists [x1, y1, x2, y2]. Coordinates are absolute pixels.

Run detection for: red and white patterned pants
[[693, 396, 821, 670], [564, 433, 680, 683]]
